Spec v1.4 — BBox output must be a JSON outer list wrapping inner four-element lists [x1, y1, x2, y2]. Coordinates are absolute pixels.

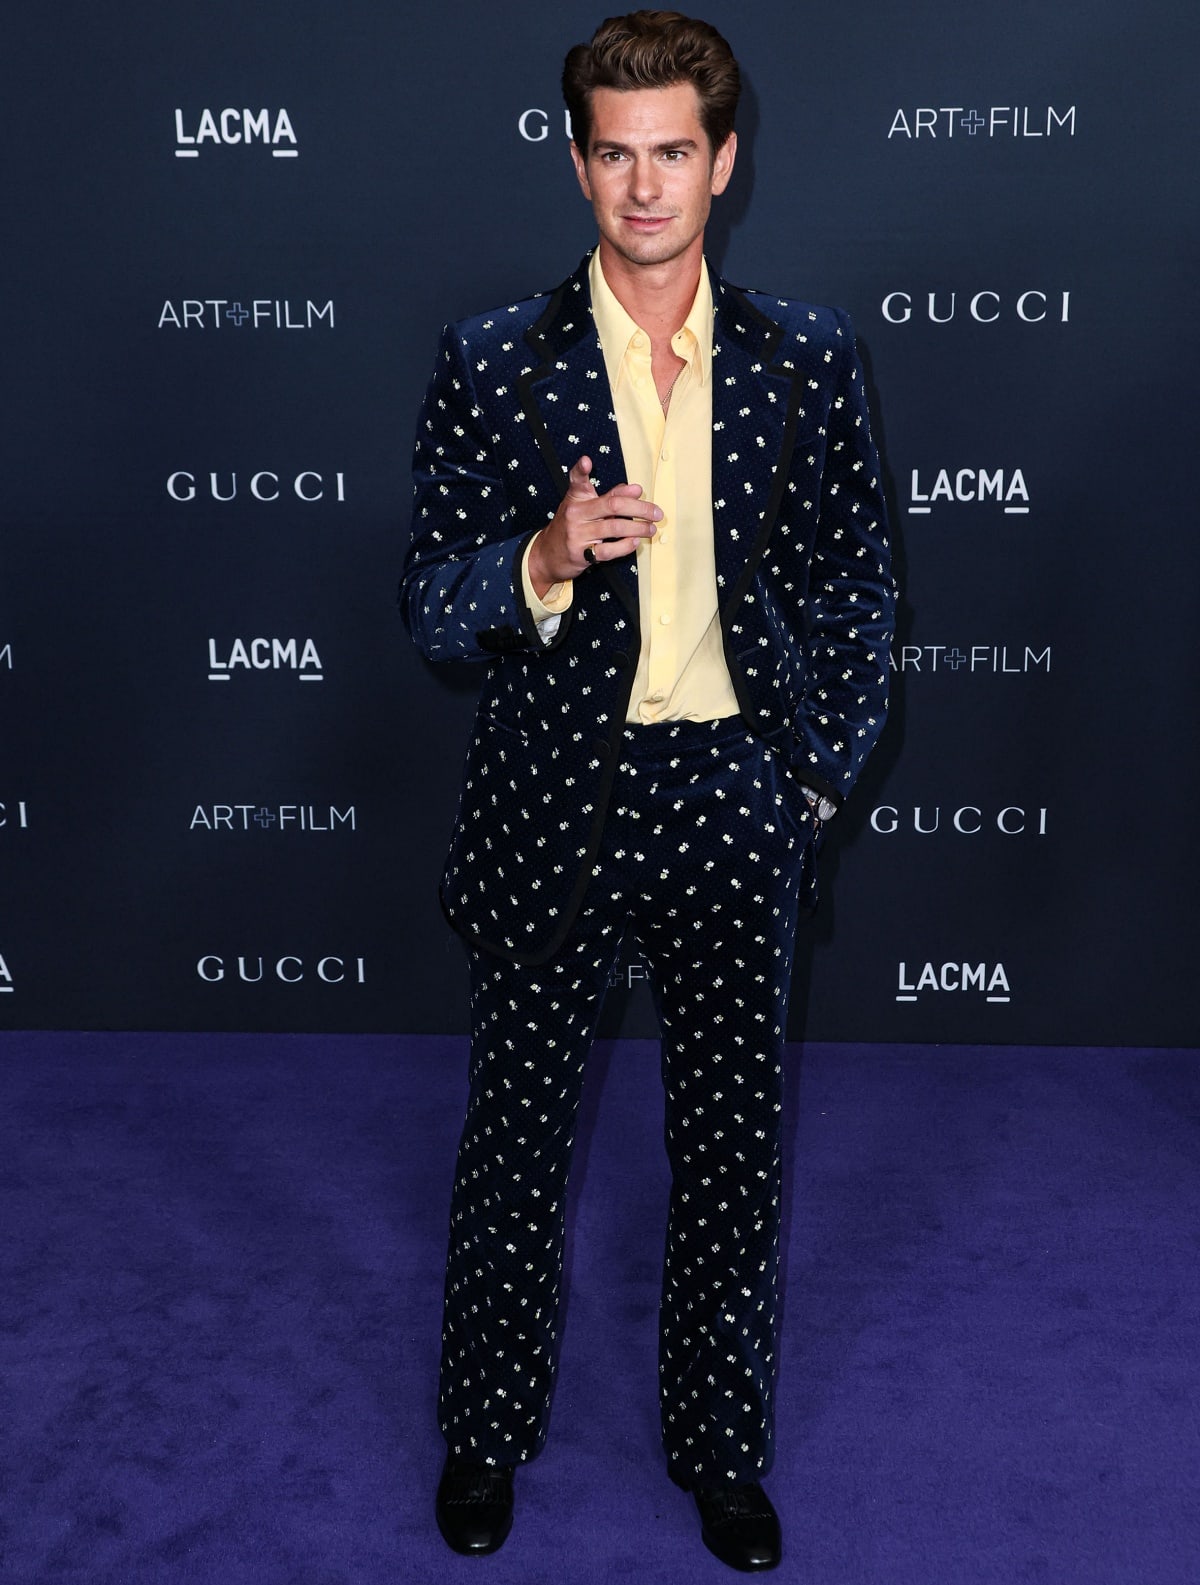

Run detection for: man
[[401, 11, 893, 1571]]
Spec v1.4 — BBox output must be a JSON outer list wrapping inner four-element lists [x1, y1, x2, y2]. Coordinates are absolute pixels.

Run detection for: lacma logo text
[[909, 468, 1029, 515], [207, 638, 323, 681], [174, 108, 297, 158], [896, 962, 1011, 1003]]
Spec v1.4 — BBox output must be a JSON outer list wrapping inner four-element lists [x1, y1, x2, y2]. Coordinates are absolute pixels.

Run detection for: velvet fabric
[[440, 718, 811, 1483], [400, 253, 894, 965], [1, 1031, 1197, 1583]]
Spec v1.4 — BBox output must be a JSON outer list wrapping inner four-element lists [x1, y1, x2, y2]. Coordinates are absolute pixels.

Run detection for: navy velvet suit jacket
[[401, 253, 894, 964]]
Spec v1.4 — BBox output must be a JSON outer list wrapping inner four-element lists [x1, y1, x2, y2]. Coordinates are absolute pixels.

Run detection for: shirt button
[[660, 448, 669, 461], [632, 332, 647, 349], [659, 613, 672, 626], [647, 692, 664, 704], [656, 533, 668, 545]]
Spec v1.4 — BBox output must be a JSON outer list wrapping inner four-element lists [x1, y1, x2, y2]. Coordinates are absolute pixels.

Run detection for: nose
[[627, 154, 662, 208]]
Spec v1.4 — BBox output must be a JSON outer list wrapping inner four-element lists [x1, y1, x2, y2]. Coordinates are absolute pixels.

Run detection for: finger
[[588, 534, 647, 562], [597, 500, 662, 527], [596, 520, 659, 546], [571, 493, 662, 525], [597, 487, 661, 517], [573, 519, 658, 558], [567, 455, 596, 496]]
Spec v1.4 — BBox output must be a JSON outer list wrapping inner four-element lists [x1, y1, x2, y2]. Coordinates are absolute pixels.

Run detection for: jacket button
[[611, 650, 629, 669], [593, 738, 609, 758]]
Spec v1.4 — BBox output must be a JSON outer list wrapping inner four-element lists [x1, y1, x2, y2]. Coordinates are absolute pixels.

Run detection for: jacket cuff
[[520, 531, 574, 623], [513, 529, 573, 652]]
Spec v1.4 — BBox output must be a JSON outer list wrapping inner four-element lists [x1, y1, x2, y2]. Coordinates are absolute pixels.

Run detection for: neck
[[595, 236, 705, 339]]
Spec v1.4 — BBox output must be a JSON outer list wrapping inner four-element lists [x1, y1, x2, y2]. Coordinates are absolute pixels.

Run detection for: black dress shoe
[[435, 1455, 514, 1555], [693, 1481, 782, 1572]]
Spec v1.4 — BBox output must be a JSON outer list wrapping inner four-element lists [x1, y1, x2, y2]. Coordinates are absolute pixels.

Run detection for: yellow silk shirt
[[522, 251, 739, 725]]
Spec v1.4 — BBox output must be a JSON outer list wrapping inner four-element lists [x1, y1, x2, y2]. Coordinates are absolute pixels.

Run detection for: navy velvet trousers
[[438, 716, 812, 1488]]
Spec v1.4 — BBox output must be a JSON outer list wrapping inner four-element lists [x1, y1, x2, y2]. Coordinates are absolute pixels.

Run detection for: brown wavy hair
[[563, 11, 741, 158]]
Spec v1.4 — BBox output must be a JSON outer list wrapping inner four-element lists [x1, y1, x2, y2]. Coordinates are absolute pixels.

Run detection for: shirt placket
[[644, 385, 681, 717], [629, 338, 671, 720]]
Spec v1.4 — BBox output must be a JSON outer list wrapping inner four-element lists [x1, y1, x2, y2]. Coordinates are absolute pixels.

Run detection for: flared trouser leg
[[437, 880, 625, 1465], [438, 718, 812, 1476], [618, 725, 808, 1487]]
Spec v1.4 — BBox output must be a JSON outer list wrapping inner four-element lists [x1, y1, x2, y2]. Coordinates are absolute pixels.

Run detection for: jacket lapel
[[709, 273, 807, 620], [516, 257, 808, 628], [516, 256, 638, 619]]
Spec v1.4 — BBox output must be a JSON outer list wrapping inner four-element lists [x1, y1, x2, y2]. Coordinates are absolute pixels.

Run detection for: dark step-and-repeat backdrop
[[3, 1, 1197, 1045]]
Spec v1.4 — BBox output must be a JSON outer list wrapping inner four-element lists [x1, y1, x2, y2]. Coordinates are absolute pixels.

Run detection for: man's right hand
[[527, 455, 661, 598]]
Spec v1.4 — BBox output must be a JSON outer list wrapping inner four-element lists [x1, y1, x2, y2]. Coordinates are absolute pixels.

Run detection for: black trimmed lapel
[[516, 255, 637, 619], [709, 273, 807, 623]]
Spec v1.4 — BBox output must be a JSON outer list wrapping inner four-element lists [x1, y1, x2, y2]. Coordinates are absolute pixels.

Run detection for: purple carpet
[[1, 1032, 1196, 1583]]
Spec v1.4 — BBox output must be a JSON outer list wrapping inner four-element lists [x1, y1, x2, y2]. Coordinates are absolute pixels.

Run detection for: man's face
[[570, 82, 736, 273]]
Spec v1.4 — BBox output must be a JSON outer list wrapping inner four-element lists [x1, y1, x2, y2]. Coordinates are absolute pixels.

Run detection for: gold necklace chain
[[659, 365, 684, 415]]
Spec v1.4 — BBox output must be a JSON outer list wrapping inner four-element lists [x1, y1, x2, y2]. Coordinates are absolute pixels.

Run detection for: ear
[[569, 140, 593, 202], [710, 131, 737, 196]]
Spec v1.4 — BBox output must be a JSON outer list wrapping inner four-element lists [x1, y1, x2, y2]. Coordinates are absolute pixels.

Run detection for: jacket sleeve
[[793, 310, 895, 805], [399, 323, 572, 662]]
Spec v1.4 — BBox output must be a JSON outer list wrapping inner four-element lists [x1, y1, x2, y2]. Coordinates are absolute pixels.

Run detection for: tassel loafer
[[693, 1481, 782, 1572], [435, 1455, 515, 1555]]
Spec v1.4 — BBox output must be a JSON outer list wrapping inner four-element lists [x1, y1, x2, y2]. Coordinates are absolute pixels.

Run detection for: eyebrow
[[591, 137, 700, 155]]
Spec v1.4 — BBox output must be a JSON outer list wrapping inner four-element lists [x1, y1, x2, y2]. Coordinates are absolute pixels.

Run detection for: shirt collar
[[588, 249, 713, 392]]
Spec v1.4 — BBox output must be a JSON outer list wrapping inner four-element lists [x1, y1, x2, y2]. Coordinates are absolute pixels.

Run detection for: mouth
[[621, 214, 674, 232]]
